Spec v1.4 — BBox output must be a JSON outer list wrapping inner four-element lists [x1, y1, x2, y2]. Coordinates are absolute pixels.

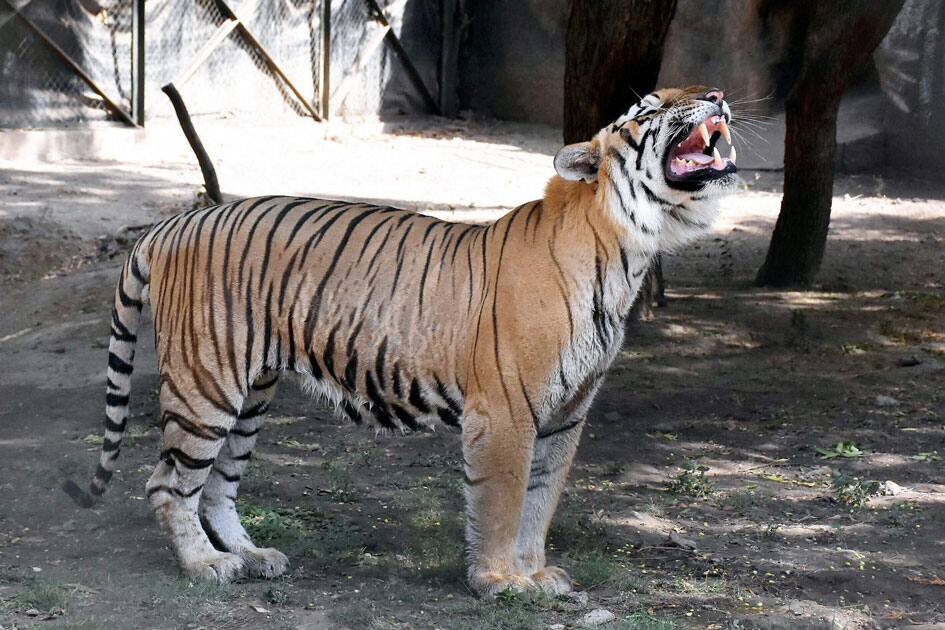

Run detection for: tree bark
[[563, 0, 678, 144], [564, 0, 677, 319], [756, 0, 904, 287]]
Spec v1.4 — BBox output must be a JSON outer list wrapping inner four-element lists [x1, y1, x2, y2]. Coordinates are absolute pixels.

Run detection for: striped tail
[[64, 244, 148, 508]]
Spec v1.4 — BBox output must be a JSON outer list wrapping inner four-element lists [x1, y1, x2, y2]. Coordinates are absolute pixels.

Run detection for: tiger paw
[[240, 547, 289, 579], [468, 570, 537, 598], [181, 551, 245, 583], [531, 566, 572, 595]]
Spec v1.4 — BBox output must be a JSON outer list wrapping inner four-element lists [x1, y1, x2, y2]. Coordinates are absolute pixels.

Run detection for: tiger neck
[[540, 176, 661, 319]]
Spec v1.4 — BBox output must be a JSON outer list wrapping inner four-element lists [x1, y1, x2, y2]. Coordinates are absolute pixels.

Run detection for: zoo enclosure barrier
[[0, 0, 459, 128]]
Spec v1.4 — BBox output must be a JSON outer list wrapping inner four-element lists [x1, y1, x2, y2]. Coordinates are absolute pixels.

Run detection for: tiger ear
[[554, 142, 600, 183]]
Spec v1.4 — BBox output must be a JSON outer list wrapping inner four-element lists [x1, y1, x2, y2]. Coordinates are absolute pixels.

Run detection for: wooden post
[[131, 0, 145, 125], [162, 83, 223, 204]]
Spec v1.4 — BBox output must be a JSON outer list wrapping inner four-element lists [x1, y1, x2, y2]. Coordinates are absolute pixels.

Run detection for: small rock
[[874, 395, 900, 407], [565, 590, 589, 607], [581, 609, 616, 626], [882, 481, 907, 496], [549, 625, 566, 630], [897, 356, 921, 367]]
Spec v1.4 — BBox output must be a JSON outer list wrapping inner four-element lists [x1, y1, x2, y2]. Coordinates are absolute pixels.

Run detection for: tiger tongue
[[677, 153, 714, 165]]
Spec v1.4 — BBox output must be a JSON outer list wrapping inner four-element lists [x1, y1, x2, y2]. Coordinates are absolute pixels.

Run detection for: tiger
[[66, 86, 737, 596]]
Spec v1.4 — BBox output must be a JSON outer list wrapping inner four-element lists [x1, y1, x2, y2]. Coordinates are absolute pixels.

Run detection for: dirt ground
[[1, 117, 944, 630]]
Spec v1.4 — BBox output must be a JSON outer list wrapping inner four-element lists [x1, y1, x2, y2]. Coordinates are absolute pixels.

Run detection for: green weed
[[831, 472, 882, 509], [666, 461, 714, 499], [816, 441, 865, 460]]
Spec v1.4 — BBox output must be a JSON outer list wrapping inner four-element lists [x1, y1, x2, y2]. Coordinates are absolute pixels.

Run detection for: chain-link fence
[[0, 0, 134, 127], [0, 0, 442, 128]]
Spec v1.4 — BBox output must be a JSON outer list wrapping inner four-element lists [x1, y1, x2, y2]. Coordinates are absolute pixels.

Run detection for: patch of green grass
[[721, 488, 756, 511], [614, 611, 679, 629], [449, 591, 561, 630], [564, 549, 645, 592], [320, 459, 358, 502], [142, 577, 237, 628], [548, 509, 610, 555], [1, 581, 76, 615], [638, 497, 668, 518], [881, 501, 923, 527], [665, 461, 714, 499], [239, 501, 328, 546], [240, 461, 275, 494]]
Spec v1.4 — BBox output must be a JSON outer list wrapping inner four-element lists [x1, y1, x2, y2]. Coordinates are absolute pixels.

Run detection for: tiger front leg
[[515, 417, 585, 595], [462, 404, 538, 597]]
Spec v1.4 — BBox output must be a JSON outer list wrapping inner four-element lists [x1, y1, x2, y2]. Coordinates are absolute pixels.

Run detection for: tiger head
[[554, 87, 737, 249]]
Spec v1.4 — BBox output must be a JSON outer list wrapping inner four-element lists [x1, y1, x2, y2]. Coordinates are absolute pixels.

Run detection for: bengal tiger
[[67, 86, 737, 596]]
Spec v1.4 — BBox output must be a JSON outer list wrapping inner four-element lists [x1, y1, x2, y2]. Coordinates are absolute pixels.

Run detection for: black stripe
[[117, 282, 142, 310], [102, 437, 121, 452], [201, 515, 232, 552], [251, 374, 278, 391], [408, 379, 431, 413], [536, 418, 584, 440], [106, 392, 129, 407], [238, 401, 269, 420], [93, 463, 113, 484], [147, 484, 203, 499], [161, 448, 215, 469], [104, 416, 125, 432], [391, 403, 421, 430], [392, 362, 403, 398], [434, 375, 462, 415], [111, 310, 137, 342], [108, 352, 133, 375], [162, 410, 228, 441], [129, 255, 147, 285], [437, 407, 461, 427], [374, 337, 388, 391], [344, 350, 359, 390], [342, 399, 363, 424], [635, 129, 651, 170], [211, 467, 241, 483], [365, 371, 397, 429]]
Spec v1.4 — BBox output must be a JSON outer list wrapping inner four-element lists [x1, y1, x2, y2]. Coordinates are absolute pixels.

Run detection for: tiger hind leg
[[199, 372, 289, 578], [146, 387, 242, 582]]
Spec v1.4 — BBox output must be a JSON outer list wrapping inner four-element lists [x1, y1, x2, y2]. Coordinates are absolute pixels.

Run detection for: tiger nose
[[702, 89, 724, 104]]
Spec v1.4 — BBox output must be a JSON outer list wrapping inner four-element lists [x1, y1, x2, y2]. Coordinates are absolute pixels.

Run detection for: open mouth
[[664, 114, 736, 187]]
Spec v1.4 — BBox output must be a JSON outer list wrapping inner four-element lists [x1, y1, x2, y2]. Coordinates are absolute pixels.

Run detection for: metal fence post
[[132, 0, 145, 125], [321, 0, 331, 120]]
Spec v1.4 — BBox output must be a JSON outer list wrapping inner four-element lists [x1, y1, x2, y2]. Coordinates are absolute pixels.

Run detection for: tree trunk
[[563, 0, 678, 144], [756, 0, 904, 287], [564, 0, 677, 319]]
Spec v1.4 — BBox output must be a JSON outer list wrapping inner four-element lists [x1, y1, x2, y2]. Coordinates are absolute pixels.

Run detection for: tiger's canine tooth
[[718, 120, 731, 144], [713, 147, 724, 169], [729, 146, 737, 164], [698, 123, 710, 145]]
